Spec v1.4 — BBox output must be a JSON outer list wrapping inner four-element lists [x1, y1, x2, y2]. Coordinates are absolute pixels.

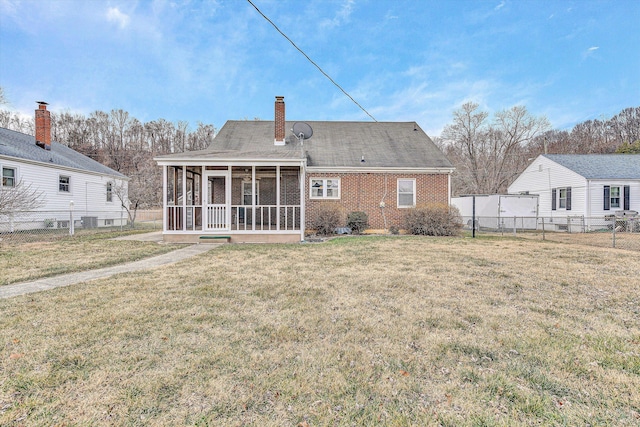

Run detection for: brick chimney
[[35, 101, 51, 150], [274, 96, 285, 146]]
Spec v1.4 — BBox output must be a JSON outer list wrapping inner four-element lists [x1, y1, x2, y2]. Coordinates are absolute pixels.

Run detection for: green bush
[[389, 225, 400, 235], [403, 204, 462, 236], [346, 211, 369, 234], [309, 203, 343, 235]]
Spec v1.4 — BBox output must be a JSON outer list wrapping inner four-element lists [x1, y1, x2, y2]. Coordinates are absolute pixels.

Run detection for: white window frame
[[558, 188, 567, 209], [2, 166, 16, 188], [242, 180, 259, 205], [59, 175, 71, 193], [397, 178, 416, 208], [610, 186, 621, 209], [309, 178, 340, 200]]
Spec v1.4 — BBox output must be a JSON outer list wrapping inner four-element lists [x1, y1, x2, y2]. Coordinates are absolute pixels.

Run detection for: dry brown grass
[[0, 232, 179, 286], [1, 236, 639, 426]]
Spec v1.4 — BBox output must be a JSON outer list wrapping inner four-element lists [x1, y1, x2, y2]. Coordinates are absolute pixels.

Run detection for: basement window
[[310, 178, 340, 199], [2, 167, 16, 187]]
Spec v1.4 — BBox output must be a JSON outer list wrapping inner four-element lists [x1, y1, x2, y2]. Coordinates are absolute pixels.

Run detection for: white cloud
[[106, 7, 130, 29], [319, 0, 355, 30], [588, 46, 599, 51], [495, 1, 505, 11]]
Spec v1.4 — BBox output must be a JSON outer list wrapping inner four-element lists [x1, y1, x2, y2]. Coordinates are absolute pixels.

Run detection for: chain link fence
[[460, 215, 640, 251], [0, 209, 162, 247]]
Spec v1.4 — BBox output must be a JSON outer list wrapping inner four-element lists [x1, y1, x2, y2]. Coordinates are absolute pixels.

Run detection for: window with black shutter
[[604, 186, 610, 210], [551, 188, 556, 211], [624, 185, 630, 210], [566, 187, 572, 211]]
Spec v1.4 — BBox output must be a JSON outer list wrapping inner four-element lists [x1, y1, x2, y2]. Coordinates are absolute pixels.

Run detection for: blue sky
[[1, 0, 638, 137]]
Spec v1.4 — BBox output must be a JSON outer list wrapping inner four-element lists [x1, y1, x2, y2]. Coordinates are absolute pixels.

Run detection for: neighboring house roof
[[542, 154, 640, 179], [0, 127, 127, 179], [156, 121, 453, 170]]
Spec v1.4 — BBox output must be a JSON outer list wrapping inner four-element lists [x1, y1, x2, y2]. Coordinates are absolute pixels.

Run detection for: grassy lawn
[[0, 231, 180, 286], [1, 236, 638, 426]]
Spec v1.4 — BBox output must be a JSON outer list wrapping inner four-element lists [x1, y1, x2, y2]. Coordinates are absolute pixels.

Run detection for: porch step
[[199, 235, 231, 243]]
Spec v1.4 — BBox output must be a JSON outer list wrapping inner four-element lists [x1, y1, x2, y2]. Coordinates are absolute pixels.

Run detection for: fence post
[[513, 216, 517, 236], [69, 201, 75, 236], [541, 217, 545, 240], [612, 221, 616, 248]]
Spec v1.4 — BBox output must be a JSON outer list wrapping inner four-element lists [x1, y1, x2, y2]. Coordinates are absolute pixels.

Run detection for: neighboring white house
[[508, 154, 640, 230], [0, 103, 129, 231]]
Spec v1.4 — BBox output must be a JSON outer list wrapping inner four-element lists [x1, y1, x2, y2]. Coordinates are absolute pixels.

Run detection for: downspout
[[380, 174, 388, 231], [586, 179, 591, 230]]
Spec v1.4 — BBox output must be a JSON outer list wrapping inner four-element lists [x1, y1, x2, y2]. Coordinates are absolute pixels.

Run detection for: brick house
[[155, 97, 454, 243]]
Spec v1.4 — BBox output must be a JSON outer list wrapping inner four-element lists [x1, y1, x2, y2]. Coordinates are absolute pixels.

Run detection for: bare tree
[[0, 180, 45, 215], [112, 181, 136, 228], [441, 103, 550, 195], [0, 86, 7, 106]]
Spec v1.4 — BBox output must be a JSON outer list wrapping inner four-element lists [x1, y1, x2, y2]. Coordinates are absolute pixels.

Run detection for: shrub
[[403, 204, 462, 236], [309, 203, 343, 235], [389, 225, 400, 235], [346, 211, 369, 234]]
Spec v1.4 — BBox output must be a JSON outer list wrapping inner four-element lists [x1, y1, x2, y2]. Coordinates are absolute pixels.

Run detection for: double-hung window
[[551, 187, 571, 211], [558, 188, 568, 209], [2, 167, 16, 187], [397, 179, 416, 208], [106, 182, 113, 202], [604, 185, 630, 210], [310, 178, 340, 199], [59, 175, 70, 193]]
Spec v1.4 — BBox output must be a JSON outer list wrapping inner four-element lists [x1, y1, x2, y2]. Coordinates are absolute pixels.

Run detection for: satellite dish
[[292, 122, 313, 142]]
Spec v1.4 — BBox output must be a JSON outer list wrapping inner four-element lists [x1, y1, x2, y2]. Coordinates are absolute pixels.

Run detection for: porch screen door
[[205, 171, 229, 230]]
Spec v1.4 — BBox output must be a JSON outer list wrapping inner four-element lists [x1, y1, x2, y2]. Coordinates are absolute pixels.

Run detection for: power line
[[246, 0, 377, 122]]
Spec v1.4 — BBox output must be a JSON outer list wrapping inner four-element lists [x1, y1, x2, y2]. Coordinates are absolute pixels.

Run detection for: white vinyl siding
[[0, 157, 127, 214]]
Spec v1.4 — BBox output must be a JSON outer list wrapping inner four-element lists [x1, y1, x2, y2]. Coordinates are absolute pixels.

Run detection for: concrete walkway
[[0, 234, 221, 299]]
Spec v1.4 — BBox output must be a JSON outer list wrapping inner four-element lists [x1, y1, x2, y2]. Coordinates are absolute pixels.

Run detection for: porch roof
[[155, 120, 453, 170]]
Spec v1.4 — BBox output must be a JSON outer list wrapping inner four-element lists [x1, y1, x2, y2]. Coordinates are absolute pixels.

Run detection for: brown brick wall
[[305, 172, 450, 230]]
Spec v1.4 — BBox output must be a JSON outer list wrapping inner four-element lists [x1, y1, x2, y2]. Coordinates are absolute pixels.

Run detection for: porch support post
[[226, 166, 232, 228], [202, 165, 207, 230], [276, 165, 281, 230], [300, 162, 306, 241], [251, 165, 256, 231], [162, 165, 167, 232], [182, 165, 187, 231]]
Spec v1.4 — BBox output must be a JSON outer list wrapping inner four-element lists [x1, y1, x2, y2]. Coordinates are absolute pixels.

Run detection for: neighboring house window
[[310, 178, 340, 199], [551, 187, 571, 211], [2, 167, 16, 187], [558, 188, 567, 209], [604, 185, 630, 210], [106, 182, 113, 202], [397, 179, 416, 208], [59, 175, 70, 192]]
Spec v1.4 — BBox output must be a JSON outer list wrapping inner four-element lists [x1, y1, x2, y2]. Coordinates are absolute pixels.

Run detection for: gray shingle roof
[[156, 121, 453, 169], [0, 127, 127, 178], [544, 154, 640, 179]]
